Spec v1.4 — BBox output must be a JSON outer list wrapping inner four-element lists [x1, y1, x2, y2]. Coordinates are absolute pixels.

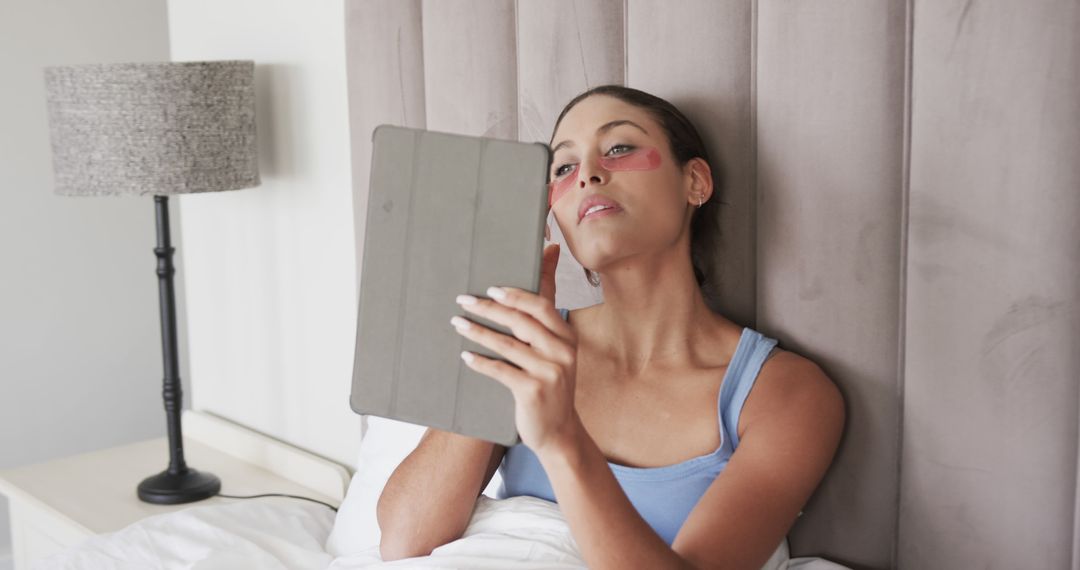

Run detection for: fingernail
[[487, 286, 506, 300], [460, 350, 475, 363], [456, 294, 478, 305], [450, 316, 470, 329]]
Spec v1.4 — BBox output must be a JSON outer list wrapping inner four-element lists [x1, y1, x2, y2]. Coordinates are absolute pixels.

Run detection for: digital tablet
[[350, 124, 552, 447]]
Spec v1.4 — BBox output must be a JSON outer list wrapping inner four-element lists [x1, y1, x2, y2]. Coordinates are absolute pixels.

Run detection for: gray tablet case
[[350, 124, 552, 447]]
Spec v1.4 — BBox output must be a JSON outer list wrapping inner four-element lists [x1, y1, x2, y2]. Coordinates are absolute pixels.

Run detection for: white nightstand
[[0, 410, 351, 569]]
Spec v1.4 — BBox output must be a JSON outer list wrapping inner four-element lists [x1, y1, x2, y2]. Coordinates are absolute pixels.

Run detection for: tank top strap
[[720, 328, 779, 450]]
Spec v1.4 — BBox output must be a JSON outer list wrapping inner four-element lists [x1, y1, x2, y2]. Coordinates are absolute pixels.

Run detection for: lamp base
[[137, 467, 221, 505]]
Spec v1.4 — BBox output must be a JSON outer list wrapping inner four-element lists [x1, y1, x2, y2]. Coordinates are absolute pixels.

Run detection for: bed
[[29, 413, 850, 570]]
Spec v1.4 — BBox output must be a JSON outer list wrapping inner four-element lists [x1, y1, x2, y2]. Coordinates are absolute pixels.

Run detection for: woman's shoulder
[[757, 345, 839, 397], [742, 345, 845, 435]]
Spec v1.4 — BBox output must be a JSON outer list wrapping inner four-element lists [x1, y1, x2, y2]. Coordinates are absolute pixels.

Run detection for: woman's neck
[[581, 254, 731, 377]]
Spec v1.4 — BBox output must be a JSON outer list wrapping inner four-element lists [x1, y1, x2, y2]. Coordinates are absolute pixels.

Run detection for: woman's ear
[[686, 157, 714, 204]]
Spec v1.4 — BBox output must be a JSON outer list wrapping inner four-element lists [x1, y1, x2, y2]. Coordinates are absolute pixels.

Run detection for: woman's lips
[[581, 205, 623, 222]]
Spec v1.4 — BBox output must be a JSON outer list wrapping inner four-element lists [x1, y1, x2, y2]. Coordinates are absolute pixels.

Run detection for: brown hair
[[549, 84, 721, 302]]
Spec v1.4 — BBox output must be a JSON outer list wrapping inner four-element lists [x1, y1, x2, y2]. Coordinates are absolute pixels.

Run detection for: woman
[[376, 85, 845, 570]]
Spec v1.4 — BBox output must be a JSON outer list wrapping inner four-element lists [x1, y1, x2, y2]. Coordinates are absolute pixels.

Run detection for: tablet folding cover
[[351, 124, 551, 447]]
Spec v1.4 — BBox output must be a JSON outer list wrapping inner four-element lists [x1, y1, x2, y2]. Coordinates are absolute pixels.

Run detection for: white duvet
[[32, 495, 848, 570]]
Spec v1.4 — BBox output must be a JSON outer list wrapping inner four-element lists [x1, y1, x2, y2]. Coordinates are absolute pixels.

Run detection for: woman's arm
[[376, 236, 559, 560], [376, 427, 506, 561]]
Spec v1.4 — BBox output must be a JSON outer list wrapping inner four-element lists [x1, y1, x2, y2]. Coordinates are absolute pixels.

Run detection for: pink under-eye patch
[[598, 146, 662, 171], [548, 164, 578, 208], [547, 146, 662, 208]]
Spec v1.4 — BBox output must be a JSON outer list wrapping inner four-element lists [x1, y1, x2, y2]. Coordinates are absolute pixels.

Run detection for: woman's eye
[[552, 145, 632, 178]]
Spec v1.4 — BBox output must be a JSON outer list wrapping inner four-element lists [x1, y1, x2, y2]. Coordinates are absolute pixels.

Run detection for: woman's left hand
[[452, 242, 582, 456]]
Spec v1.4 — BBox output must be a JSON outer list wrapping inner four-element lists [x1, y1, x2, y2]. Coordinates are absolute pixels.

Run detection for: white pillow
[[324, 415, 504, 558]]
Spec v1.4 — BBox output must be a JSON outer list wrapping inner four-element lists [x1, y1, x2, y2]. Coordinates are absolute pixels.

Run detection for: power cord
[[216, 491, 338, 512]]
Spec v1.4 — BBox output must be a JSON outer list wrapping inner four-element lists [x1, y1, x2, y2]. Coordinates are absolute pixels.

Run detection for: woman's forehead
[[552, 96, 657, 145]]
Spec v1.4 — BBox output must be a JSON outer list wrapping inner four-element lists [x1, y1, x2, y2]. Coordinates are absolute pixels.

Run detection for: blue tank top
[[496, 307, 779, 545]]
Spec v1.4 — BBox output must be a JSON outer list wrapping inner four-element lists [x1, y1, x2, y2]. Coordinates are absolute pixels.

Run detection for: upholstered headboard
[[343, 2, 1080, 568]]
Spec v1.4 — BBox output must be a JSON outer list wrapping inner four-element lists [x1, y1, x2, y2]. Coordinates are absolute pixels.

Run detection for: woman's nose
[[577, 154, 608, 188]]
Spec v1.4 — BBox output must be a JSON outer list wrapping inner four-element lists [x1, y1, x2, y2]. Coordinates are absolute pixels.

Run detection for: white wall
[[167, 0, 363, 469], [0, 0, 174, 567]]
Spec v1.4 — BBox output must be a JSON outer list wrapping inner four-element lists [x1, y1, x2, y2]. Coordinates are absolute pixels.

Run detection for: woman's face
[[548, 94, 693, 272]]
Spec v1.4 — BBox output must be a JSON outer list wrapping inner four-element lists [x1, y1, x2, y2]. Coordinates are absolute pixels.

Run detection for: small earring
[[585, 268, 601, 287], [697, 194, 703, 208]]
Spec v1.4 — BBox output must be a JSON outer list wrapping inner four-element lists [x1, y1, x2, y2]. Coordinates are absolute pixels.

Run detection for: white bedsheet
[[32, 495, 849, 570], [31, 497, 335, 570]]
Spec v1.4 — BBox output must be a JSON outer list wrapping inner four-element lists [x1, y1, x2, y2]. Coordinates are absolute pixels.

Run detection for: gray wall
[[344, 1, 1080, 568], [0, 1, 177, 567], [899, 1, 1080, 568]]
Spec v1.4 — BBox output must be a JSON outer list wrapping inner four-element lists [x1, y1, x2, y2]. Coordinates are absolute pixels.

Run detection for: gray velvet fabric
[[43, 61, 259, 196], [344, 1, 1080, 568], [899, 1, 1080, 568]]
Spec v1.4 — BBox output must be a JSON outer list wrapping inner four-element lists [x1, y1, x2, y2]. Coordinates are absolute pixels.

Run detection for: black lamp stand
[[136, 195, 221, 504]]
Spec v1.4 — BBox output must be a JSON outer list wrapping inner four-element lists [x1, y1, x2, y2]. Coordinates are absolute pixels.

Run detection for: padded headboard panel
[[343, 1, 1080, 568]]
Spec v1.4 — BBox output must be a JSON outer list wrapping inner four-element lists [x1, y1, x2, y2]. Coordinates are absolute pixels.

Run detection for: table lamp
[[42, 60, 260, 504]]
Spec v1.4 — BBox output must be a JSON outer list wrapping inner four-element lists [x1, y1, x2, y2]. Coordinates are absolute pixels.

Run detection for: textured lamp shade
[[44, 60, 259, 196]]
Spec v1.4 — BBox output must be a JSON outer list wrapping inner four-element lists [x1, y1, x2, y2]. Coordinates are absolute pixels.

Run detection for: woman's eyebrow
[[551, 119, 649, 154]]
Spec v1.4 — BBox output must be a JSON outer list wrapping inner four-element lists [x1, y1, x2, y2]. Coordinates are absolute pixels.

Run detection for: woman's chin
[[567, 233, 634, 264], [577, 249, 624, 271]]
